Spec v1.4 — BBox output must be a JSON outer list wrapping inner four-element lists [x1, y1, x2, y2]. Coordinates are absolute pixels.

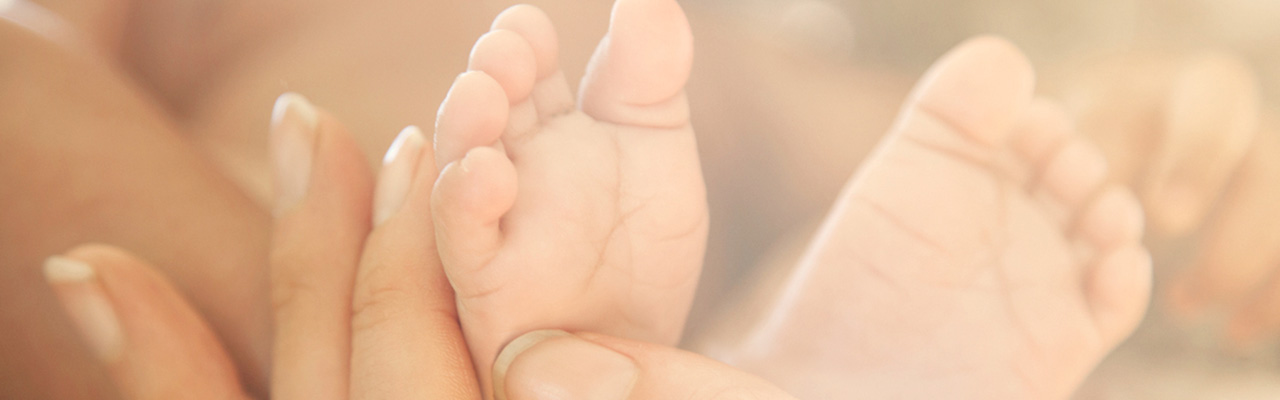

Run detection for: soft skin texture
[[429, 3, 707, 397], [0, 12, 271, 399], [42, 98, 789, 400], [12, 0, 1280, 397], [495, 330, 797, 400], [46, 250, 799, 400], [40, 94, 480, 400], [44, 246, 250, 400], [695, 37, 1152, 399]]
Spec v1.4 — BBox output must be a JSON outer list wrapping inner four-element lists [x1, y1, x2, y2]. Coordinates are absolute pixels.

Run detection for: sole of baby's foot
[[429, 2, 705, 398], [697, 37, 1151, 399]]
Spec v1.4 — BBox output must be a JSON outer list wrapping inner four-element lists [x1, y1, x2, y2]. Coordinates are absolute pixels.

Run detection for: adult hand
[[45, 245, 797, 400], [0, 9, 273, 398], [42, 93, 796, 400], [492, 330, 797, 400], [42, 93, 479, 399]]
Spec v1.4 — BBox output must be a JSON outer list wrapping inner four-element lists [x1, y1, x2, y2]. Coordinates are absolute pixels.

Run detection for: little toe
[[432, 146, 518, 292], [1086, 245, 1153, 347], [468, 29, 539, 139], [1144, 53, 1259, 235], [434, 71, 509, 170], [492, 4, 575, 119], [1074, 187, 1144, 252], [906, 36, 1035, 147], [579, 0, 694, 129]]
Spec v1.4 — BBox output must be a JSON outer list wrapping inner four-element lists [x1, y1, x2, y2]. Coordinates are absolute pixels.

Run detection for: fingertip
[[497, 330, 638, 400]]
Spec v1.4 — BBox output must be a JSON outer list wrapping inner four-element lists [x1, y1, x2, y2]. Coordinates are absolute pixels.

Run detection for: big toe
[[906, 36, 1036, 146], [1144, 53, 1260, 235], [579, 0, 693, 128]]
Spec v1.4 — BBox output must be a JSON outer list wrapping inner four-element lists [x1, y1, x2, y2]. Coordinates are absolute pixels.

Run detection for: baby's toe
[[434, 71, 508, 170], [908, 36, 1034, 147], [1086, 245, 1152, 348], [579, 0, 693, 129], [432, 146, 517, 293], [468, 29, 539, 139], [491, 4, 574, 120]]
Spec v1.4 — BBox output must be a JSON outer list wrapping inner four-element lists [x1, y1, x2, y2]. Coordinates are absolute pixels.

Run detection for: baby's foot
[[702, 38, 1151, 399], [429, 1, 705, 396]]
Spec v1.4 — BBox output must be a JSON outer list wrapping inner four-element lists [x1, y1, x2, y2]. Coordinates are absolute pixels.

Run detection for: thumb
[[493, 330, 796, 400], [44, 244, 248, 400]]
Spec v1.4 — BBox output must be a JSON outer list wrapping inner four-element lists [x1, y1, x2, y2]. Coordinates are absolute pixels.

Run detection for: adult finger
[[268, 93, 374, 400], [494, 330, 797, 400], [44, 244, 247, 400], [347, 126, 481, 399]]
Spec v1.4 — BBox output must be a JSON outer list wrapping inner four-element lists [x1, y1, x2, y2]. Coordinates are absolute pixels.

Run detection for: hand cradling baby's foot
[[697, 37, 1152, 399], [427, 2, 706, 398]]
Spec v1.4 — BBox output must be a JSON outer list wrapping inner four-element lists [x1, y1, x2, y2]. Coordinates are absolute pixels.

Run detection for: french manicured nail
[[373, 126, 427, 226], [44, 256, 124, 362], [493, 330, 638, 400], [270, 92, 320, 215]]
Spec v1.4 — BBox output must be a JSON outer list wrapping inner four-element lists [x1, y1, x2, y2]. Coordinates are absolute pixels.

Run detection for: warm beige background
[[693, 1, 1280, 398]]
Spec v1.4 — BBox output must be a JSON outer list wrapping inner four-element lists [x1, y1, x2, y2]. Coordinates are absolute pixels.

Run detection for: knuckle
[[350, 277, 415, 335], [269, 273, 326, 318]]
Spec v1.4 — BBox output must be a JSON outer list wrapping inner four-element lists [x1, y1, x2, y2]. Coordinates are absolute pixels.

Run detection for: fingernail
[[44, 256, 124, 363], [373, 126, 427, 226], [270, 92, 320, 215], [493, 330, 638, 400]]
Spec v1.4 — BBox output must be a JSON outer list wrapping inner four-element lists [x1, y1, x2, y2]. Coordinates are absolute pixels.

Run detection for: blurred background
[[5, 0, 1280, 398], [684, 1, 1280, 398]]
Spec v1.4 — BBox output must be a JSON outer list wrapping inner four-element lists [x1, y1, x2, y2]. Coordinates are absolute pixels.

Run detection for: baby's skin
[[426, 1, 705, 397], [696, 38, 1153, 399]]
